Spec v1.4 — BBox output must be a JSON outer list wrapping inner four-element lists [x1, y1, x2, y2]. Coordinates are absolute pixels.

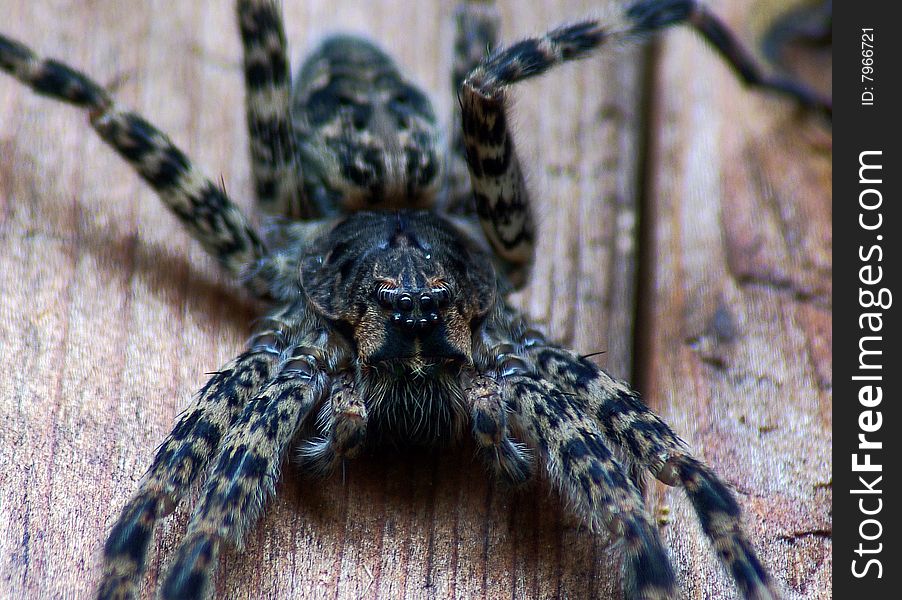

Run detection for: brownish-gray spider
[[0, 0, 829, 598]]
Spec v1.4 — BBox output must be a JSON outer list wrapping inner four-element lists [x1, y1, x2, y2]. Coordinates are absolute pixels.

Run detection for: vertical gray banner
[[835, 1, 900, 596]]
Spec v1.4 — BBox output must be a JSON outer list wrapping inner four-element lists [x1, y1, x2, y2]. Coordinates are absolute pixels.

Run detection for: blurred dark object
[[761, 0, 832, 97]]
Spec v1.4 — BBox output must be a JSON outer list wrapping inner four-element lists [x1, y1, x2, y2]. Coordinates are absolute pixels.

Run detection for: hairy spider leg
[[442, 0, 501, 217], [459, 0, 831, 288], [238, 0, 317, 219], [297, 370, 369, 475], [528, 346, 776, 600], [97, 347, 280, 600], [0, 34, 269, 285], [161, 348, 330, 600], [463, 367, 534, 483], [470, 304, 776, 599], [505, 374, 678, 600]]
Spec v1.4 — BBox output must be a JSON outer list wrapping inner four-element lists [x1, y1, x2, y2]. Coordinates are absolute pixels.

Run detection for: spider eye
[[431, 284, 451, 307], [397, 294, 414, 311]]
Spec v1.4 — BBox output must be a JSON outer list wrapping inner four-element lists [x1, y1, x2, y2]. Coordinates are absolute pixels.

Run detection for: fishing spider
[[0, 0, 829, 598]]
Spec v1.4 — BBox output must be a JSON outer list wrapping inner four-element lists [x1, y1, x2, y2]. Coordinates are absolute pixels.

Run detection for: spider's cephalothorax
[[300, 210, 497, 445], [0, 1, 830, 599]]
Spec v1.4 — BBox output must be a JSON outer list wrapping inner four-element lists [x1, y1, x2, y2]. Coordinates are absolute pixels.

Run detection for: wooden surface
[[0, 1, 831, 599]]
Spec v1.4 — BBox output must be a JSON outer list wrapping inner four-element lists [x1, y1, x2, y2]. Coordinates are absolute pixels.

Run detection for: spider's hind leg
[[457, 0, 831, 286], [442, 0, 500, 217], [670, 0, 832, 116]]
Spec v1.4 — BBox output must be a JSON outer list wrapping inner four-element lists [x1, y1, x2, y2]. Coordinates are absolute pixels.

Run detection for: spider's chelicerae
[[0, 0, 830, 598]]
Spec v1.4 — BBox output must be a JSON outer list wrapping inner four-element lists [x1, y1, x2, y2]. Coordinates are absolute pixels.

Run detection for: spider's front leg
[[472, 305, 777, 598], [500, 372, 679, 598], [0, 34, 269, 290], [97, 334, 284, 600], [465, 322, 675, 597], [160, 333, 339, 599], [530, 346, 777, 599]]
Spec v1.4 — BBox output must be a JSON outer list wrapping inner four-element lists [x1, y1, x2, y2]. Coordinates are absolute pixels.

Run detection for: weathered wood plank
[[639, 0, 832, 598], [0, 1, 646, 598]]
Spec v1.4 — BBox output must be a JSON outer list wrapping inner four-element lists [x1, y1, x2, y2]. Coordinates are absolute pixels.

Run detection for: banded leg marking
[[237, 0, 315, 218], [0, 33, 268, 282], [452, 0, 500, 154], [161, 349, 328, 600], [97, 348, 279, 600], [530, 346, 777, 599], [445, 0, 501, 218], [505, 375, 678, 600], [458, 0, 830, 283]]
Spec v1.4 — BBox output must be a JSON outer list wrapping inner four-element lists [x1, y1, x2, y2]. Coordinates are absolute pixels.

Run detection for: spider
[[0, 0, 830, 598]]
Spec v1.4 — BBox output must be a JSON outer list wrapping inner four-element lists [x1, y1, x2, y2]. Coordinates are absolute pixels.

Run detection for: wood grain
[[639, 0, 832, 597], [0, 1, 830, 599]]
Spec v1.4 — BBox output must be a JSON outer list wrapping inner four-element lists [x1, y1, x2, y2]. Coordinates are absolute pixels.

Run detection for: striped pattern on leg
[[161, 349, 328, 600], [452, 0, 499, 155], [504, 374, 678, 600], [0, 33, 268, 281], [467, 0, 830, 109], [458, 0, 830, 281], [459, 19, 608, 280], [529, 345, 777, 600], [97, 347, 279, 600], [90, 109, 267, 277], [237, 0, 315, 218], [444, 0, 500, 218]]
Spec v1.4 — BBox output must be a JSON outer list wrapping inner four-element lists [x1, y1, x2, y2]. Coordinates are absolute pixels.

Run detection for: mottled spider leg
[[443, 0, 499, 216], [675, 0, 832, 117], [97, 337, 281, 600], [501, 374, 678, 600], [452, 1, 499, 158], [462, 365, 533, 484], [762, 0, 833, 65], [530, 346, 777, 600], [161, 347, 330, 600], [0, 34, 267, 283], [297, 370, 368, 476], [237, 0, 316, 218], [459, 0, 831, 281]]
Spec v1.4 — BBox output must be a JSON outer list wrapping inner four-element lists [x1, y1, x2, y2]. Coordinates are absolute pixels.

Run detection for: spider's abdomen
[[292, 35, 442, 213]]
